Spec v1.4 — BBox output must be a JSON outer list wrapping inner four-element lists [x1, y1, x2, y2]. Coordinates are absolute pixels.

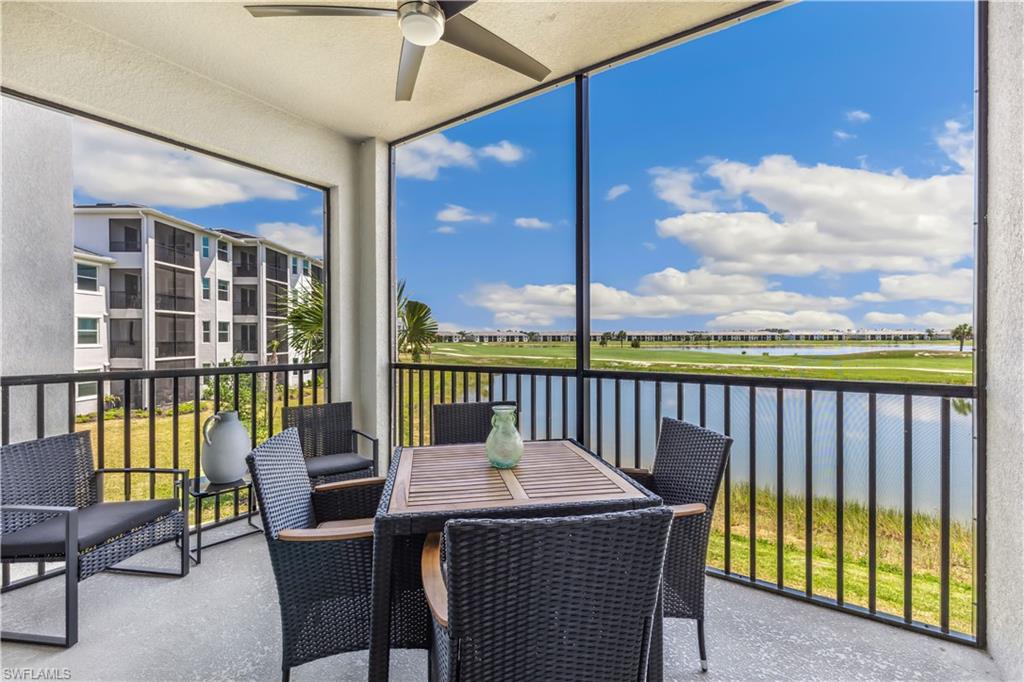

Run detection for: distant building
[[72, 205, 323, 414], [437, 328, 953, 344]]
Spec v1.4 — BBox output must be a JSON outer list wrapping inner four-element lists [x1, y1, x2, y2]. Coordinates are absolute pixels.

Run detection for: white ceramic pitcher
[[201, 411, 250, 483]]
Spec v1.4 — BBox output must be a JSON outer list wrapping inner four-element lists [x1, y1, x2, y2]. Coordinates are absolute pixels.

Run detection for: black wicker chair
[[621, 417, 733, 672], [422, 506, 673, 682], [246, 428, 385, 682], [430, 401, 518, 445], [281, 402, 378, 485], [0, 431, 189, 648]]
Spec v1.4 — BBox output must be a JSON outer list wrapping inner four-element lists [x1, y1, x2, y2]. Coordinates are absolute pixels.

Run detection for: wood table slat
[[389, 440, 643, 514]]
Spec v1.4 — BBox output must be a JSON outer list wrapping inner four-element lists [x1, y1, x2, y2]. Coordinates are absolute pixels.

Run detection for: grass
[[417, 342, 974, 385], [74, 385, 318, 523]]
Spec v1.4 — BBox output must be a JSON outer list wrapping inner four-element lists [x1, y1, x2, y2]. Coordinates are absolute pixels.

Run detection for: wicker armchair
[[621, 417, 732, 672], [421, 507, 673, 682], [430, 401, 518, 445], [246, 428, 384, 682], [281, 402, 378, 485], [1, 431, 189, 648]]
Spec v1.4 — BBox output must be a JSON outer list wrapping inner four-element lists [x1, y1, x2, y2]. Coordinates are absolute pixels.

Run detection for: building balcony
[[154, 294, 194, 313], [154, 341, 194, 358], [108, 240, 140, 252], [234, 265, 258, 278], [109, 341, 143, 358], [109, 291, 142, 309], [154, 244, 194, 268], [266, 265, 288, 283]]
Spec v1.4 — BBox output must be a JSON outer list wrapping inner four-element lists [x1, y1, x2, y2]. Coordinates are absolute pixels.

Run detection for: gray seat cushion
[[1, 499, 178, 559], [304, 452, 373, 478]]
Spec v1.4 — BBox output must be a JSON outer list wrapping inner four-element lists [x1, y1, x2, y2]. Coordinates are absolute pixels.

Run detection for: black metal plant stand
[[177, 476, 261, 564]]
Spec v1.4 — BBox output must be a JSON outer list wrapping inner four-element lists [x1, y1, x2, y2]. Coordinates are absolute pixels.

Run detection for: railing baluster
[[233, 373, 241, 413], [148, 377, 156, 498], [677, 382, 683, 420], [396, 368, 404, 446], [561, 375, 568, 440], [596, 379, 603, 458], [903, 394, 913, 623], [250, 373, 258, 447], [96, 380, 105, 468], [172, 377, 180, 470], [283, 369, 290, 411], [475, 372, 481, 402], [776, 387, 784, 589], [530, 374, 537, 441], [439, 370, 446, 405], [214, 372, 221, 414], [462, 371, 468, 403], [267, 370, 275, 437], [868, 392, 877, 613], [36, 384, 44, 439], [749, 386, 757, 582], [123, 380, 131, 500], [499, 372, 506, 401], [804, 388, 813, 597], [1, 384, 10, 445], [940, 396, 951, 633], [297, 369, 304, 406], [312, 368, 319, 404], [67, 382, 75, 434], [545, 375, 552, 439], [516, 374, 522, 416], [836, 391, 845, 605], [428, 370, 435, 445], [418, 369, 425, 446], [699, 383, 707, 427], [724, 385, 732, 574], [488, 372, 494, 401], [633, 380, 641, 468], [654, 381, 662, 437], [614, 378, 621, 467], [407, 369, 414, 447]]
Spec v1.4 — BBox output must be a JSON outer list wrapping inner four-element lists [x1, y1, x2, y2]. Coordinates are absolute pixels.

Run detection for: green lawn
[[416, 342, 973, 385]]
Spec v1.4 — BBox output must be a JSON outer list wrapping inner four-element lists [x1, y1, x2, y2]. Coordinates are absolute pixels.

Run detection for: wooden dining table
[[367, 439, 664, 681]]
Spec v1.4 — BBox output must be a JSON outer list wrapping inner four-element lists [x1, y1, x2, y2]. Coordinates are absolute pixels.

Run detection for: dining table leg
[[369, 524, 394, 681]]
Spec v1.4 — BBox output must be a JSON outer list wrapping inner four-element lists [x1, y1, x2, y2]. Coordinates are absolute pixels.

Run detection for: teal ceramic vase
[[485, 405, 524, 469]]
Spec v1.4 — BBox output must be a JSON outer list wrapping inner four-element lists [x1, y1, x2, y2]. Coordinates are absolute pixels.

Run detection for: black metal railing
[[110, 291, 142, 309], [234, 265, 258, 278], [266, 265, 288, 283], [233, 342, 258, 354], [154, 294, 194, 312], [392, 361, 979, 645], [154, 244, 194, 268], [109, 240, 141, 252], [110, 341, 143, 359], [0, 362, 330, 587], [233, 302, 257, 315], [155, 341, 195, 358]]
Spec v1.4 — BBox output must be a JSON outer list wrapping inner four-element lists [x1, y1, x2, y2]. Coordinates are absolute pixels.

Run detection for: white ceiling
[[38, 1, 776, 142]]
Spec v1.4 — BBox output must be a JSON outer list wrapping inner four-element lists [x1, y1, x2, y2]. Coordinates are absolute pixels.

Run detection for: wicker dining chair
[[422, 506, 673, 682], [621, 417, 733, 672], [246, 428, 385, 682], [282, 402, 378, 485], [1, 431, 189, 648], [430, 401, 518, 445]]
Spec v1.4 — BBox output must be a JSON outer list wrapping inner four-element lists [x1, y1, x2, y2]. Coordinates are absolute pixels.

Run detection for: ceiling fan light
[[399, 1, 445, 46]]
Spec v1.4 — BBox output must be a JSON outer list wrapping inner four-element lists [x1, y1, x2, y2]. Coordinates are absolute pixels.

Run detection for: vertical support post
[[749, 386, 757, 582], [723, 386, 732, 574], [574, 74, 591, 445], [940, 396, 951, 633], [868, 392, 878, 613], [903, 394, 913, 623], [776, 387, 784, 589], [836, 391, 845, 605]]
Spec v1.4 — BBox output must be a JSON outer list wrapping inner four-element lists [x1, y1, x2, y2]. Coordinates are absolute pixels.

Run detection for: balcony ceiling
[[26, 1, 774, 141]]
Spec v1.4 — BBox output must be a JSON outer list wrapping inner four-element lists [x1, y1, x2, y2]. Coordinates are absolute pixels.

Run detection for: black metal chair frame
[[246, 428, 384, 682], [1, 432, 189, 648], [282, 402, 379, 483], [622, 417, 733, 673], [430, 400, 518, 445]]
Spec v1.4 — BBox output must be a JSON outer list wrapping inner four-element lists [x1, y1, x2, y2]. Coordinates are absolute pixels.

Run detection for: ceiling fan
[[245, 2, 551, 101]]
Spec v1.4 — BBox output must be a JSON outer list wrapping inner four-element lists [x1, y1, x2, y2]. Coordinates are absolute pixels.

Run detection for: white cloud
[[396, 134, 527, 180], [649, 167, 717, 212], [707, 310, 855, 331], [655, 154, 972, 276], [846, 110, 871, 123], [855, 269, 973, 305], [434, 226, 457, 235], [464, 267, 850, 327], [394, 133, 476, 180], [833, 130, 856, 141], [436, 204, 491, 223], [863, 311, 909, 325], [913, 310, 972, 329], [936, 120, 975, 174], [514, 217, 551, 230], [642, 242, 656, 251], [605, 184, 631, 201], [255, 222, 323, 258], [73, 119, 299, 209], [478, 140, 526, 164]]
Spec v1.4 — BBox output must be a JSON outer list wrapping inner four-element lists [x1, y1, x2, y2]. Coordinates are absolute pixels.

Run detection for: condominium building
[[72, 204, 323, 414]]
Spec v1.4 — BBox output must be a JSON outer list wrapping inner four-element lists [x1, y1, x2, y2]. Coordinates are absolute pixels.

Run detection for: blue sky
[[71, 120, 325, 258], [396, 1, 976, 333]]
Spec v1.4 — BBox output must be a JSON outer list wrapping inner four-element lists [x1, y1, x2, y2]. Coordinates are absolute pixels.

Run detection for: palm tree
[[396, 279, 409, 318], [399, 300, 438, 362], [282, 278, 325, 361], [952, 398, 973, 417], [925, 328, 937, 340], [599, 331, 611, 347], [952, 323, 973, 352], [616, 330, 627, 347], [526, 331, 540, 343]]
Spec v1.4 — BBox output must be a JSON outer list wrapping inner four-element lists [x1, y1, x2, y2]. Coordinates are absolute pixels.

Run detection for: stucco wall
[[1, 97, 75, 441], [985, 2, 1024, 679]]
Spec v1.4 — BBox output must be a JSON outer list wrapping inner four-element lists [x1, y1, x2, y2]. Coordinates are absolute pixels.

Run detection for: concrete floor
[[1, 523, 1002, 681]]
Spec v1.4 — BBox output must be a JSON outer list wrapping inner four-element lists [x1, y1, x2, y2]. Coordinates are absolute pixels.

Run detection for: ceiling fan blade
[[441, 14, 550, 81], [245, 4, 397, 18], [396, 39, 426, 101], [437, 1, 476, 19]]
